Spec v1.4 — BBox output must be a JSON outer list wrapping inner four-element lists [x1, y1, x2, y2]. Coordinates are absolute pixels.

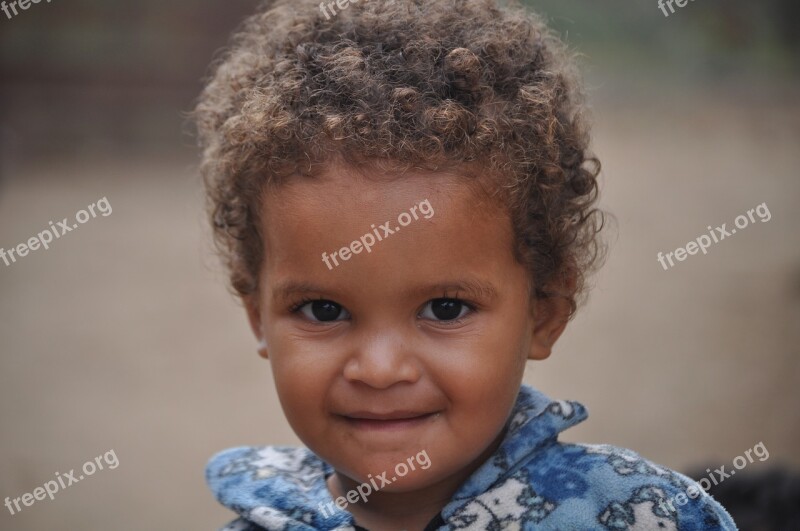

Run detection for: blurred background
[[1, 0, 798, 529]]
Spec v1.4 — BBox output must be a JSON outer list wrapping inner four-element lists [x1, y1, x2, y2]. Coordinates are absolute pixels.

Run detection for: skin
[[244, 162, 571, 530]]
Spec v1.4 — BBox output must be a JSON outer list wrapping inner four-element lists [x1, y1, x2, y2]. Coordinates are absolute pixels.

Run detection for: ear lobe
[[528, 295, 571, 361], [244, 296, 269, 359], [256, 338, 269, 358]]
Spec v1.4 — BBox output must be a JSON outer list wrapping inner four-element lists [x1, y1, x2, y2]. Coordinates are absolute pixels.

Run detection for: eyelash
[[287, 294, 478, 324], [288, 297, 325, 314]]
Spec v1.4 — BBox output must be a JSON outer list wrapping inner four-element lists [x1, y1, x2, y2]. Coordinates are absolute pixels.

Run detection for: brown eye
[[420, 298, 470, 321], [298, 300, 349, 322]]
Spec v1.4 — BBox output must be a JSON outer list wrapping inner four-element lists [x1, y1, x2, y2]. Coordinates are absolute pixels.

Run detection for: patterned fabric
[[206, 385, 737, 530]]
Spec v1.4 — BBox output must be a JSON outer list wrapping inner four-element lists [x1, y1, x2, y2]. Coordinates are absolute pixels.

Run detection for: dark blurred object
[[0, 0, 259, 159], [770, 0, 800, 51], [684, 466, 800, 531]]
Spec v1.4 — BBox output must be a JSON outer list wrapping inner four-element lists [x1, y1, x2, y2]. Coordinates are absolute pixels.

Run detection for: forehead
[[258, 164, 518, 290], [274, 163, 454, 203], [263, 163, 499, 229]]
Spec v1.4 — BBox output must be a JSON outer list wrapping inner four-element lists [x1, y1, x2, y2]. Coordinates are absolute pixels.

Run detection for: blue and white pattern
[[206, 385, 737, 530]]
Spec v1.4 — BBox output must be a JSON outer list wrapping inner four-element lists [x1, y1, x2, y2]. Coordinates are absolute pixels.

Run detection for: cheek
[[434, 320, 529, 400], [431, 315, 530, 434], [447, 369, 523, 438], [266, 332, 337, 434]]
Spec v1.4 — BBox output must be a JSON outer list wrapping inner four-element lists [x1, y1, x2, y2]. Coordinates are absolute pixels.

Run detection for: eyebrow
[[272, 280, 331, 305], [412, 278, 498, 303], [271, 278, 499, 305]]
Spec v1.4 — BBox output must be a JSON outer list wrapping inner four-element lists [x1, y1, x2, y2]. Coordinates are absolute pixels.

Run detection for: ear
[[244, 295, 269, 359], [528, 294, 572, 361]]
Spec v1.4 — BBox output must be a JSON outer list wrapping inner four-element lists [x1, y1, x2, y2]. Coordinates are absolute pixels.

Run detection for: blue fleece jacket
[[206, 385, 737, 530]]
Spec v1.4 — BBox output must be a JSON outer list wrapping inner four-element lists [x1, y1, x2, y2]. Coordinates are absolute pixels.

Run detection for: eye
[[296, 300, 350, 322], [419, 298, 472, 322]]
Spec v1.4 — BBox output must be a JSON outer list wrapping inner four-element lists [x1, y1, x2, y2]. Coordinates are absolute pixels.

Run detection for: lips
[[338, 410, 438, 431], [345, 410, 433, 420]]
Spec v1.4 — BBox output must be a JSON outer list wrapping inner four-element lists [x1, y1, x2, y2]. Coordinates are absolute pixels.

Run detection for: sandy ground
[[1, 98, 799, 530]]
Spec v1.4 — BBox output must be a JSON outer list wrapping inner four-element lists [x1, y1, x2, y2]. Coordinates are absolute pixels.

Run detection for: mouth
[[338, 411, 439, 431]]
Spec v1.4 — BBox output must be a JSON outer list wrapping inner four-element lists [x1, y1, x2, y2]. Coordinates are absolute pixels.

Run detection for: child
[[195, 0, 738, 529]]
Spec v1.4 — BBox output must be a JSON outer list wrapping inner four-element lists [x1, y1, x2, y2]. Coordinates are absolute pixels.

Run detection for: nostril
[[342, 349, 422, 389]]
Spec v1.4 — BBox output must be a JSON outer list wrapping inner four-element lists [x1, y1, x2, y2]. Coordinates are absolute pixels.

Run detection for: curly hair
[[195, 0, 605, 317]]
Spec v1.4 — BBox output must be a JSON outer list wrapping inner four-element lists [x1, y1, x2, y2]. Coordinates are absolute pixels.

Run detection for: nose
[[342, 331, 421, 389]]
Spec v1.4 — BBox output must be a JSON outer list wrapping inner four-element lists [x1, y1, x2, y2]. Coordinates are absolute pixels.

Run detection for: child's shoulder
[[449, 440, 738, 530], [206, 446, 351, 531]]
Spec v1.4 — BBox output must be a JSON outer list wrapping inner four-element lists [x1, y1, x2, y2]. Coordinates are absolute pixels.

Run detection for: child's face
[[246, 164, 567, 493]]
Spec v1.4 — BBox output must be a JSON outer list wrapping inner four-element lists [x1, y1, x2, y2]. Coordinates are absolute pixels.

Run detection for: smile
[[338, 411, 439, 431]]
